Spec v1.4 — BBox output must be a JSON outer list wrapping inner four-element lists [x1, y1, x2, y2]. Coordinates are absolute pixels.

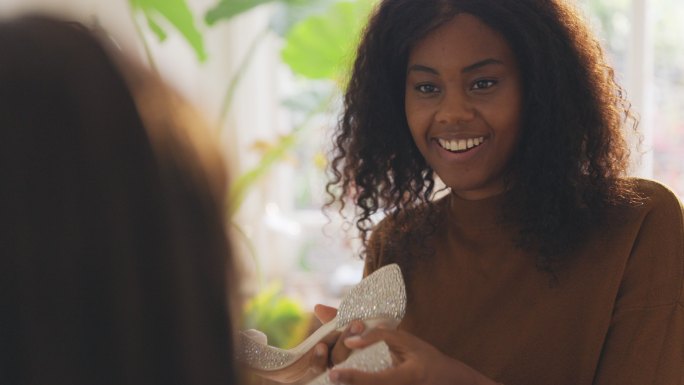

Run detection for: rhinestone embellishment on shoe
[[237, 334, 295, 370], [237, 264, 406, 372], [336, 264, 406, 327]]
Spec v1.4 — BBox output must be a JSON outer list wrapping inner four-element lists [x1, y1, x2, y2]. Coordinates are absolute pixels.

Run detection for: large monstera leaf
[[205, 0, 273, 25], [205, 0, 326, 27], [281, 0, 375, 80], [129, 0, 207, 62]]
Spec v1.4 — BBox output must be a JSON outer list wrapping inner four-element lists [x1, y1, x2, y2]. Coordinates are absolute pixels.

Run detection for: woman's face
[[405, 13, 522, 200]]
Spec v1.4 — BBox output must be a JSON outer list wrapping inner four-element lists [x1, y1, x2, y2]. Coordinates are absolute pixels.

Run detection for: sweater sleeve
[[593, 182, 684, 385]]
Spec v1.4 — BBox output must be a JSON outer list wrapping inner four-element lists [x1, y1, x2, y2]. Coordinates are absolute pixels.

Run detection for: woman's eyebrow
[[407, 58, 505, 75], [462, 58, 504, 73], [407, 64, 439, 75]]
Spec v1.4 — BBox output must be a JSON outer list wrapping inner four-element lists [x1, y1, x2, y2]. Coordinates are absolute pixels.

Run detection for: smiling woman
[[321, 0, 684, 384], [404, 13, 523, 200]]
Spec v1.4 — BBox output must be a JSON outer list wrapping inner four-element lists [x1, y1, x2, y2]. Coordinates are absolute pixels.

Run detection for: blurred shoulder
[[614, 178, 684, 309], [630, 178, 684, 218]]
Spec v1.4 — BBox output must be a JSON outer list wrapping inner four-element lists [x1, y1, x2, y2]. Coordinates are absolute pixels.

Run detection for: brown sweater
[[364, 179, 684, 385]]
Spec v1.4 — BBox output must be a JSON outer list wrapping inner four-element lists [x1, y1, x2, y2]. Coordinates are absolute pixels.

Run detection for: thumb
[[314, 304, 338, 324], [343, 327, 410, 353]]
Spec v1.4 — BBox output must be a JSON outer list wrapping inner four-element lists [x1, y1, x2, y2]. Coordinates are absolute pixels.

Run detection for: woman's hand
[[313, 304, 367, 366], [328, 327, 500, 385], [249, 303, 356, 383]]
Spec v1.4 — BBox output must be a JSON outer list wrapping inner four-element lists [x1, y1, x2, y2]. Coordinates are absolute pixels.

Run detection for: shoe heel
[[237, 264, 406, 373]]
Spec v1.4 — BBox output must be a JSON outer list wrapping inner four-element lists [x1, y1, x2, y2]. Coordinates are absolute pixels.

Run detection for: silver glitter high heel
[[305, 341, 393, 385], [237, 263, 406, 374]]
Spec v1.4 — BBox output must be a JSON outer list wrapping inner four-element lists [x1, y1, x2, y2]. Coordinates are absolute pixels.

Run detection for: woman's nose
[[435, 91, 475, 125]]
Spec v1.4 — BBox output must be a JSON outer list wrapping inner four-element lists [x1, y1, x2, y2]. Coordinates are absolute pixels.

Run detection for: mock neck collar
[[447, 190, 510, 228]]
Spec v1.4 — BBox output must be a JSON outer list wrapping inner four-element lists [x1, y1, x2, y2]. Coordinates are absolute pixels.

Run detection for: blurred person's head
[[0, 16, 238, 385]]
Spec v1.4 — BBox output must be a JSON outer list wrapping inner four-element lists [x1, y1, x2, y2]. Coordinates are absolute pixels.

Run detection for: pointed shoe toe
[[237, 264, 406, 373]]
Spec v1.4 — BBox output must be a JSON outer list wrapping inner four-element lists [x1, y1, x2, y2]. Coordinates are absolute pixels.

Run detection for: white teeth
[[438, 136, 485, 152]]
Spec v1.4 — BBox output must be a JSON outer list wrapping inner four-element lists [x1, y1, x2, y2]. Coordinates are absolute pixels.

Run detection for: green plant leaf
[[205, 0, 326, 26], [129, 0, 207, 62], [227, 131, 299, 218], [242, 283, 308, 348], [268, 0, 334, 36], [205, 0, 274, 25], [281, 86, 332, 113], [145, 15, 167, 41], [281, 0, 375, 80], [226, 92, 330, 218]]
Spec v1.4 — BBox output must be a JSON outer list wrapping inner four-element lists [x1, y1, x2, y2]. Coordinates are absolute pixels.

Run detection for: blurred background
[[1, 0, 681, 352]]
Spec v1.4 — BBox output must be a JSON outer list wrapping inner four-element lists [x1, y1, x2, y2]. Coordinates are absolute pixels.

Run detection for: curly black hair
[[326, 0, 640, 270]]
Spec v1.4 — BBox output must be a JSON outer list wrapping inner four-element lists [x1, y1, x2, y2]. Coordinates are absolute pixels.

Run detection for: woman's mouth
[[437, 136, 486, 153]]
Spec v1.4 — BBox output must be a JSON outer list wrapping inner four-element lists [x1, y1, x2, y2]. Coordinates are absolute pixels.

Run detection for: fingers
[[309, 342, 330, 374], [314, 304, 338, 323], [330, 320, 366, 365], [343, 326, 410, 352]]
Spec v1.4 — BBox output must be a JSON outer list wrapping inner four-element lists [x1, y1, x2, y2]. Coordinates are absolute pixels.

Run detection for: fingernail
[[350, 322, 363, 335], [315, 344, 326, 357], [329, 370, 340, 383]]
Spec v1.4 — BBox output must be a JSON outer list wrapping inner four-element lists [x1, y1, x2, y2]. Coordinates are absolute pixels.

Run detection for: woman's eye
[[471, 79, 497, 90], [415, 84, 440, 94]]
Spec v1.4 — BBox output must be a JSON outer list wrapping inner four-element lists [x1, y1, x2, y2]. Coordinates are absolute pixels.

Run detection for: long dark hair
[[327, 0, 639, 269], [0, 17, 238, 384]]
